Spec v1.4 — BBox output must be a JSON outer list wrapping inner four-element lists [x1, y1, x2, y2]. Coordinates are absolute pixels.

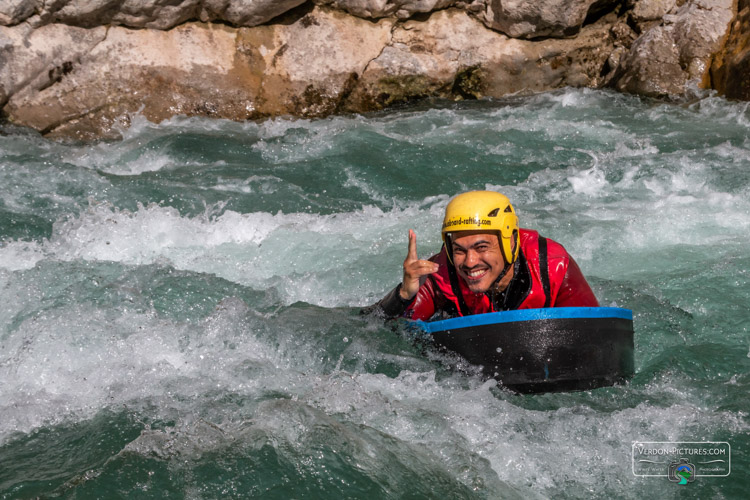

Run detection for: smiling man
[[375, 191, 599, 320]]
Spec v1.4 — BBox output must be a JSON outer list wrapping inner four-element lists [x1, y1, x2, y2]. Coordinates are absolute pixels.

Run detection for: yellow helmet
[[441, 191, 519, 265]]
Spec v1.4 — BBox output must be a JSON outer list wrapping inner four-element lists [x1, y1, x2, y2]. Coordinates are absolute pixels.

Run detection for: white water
[[1, 89, 749, 497]]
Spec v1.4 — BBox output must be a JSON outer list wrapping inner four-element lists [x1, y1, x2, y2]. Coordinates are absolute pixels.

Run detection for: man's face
[[451, 231, 506, 294]]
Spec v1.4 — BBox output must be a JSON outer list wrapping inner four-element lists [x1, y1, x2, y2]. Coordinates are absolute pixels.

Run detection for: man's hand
[[400, 229, 440, 300]]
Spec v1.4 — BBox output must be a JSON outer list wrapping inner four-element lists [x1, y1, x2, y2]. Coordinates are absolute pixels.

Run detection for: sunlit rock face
[[343, 8, 615, 111], [1, 8, 392, 140], [711, 0, 750, 101], [0, 0, 746, 140]]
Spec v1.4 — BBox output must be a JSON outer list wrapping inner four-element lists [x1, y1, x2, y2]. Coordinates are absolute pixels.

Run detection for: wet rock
[[711, 0, 750, 100], [612, 0, 735, 97], [672, 0, 736, 79], [474, 0, 619, 39]]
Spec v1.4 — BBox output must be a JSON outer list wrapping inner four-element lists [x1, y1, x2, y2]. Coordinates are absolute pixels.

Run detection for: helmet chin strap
[[492, 260, 515, 288]]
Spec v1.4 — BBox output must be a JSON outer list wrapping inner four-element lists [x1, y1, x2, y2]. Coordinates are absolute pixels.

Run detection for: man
[[375, 191, 598, 321]]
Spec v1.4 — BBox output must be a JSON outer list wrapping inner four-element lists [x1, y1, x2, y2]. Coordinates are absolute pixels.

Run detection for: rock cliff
[[0, 0, 745, 140], [711, 0, 750, 99]]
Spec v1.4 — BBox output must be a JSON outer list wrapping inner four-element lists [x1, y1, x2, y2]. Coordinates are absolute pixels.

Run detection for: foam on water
[[0, 197, 451, 306], [0, 294, 300, 439], [2, 88, 749, 498], [2, 276, 746, 495], [3, 289, 746, 497], [209, 174, 284, 195], [3, 141, 748, 301]]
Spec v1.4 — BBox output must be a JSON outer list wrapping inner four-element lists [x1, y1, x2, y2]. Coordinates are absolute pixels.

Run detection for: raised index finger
[[407, 229, 418, 261]]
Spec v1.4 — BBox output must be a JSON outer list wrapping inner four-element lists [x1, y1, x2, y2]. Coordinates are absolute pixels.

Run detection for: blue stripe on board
[[416, 307, 633, 334]]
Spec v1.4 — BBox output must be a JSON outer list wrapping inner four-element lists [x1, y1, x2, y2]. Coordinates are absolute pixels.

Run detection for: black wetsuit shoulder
[[486, 250, 532, 311]]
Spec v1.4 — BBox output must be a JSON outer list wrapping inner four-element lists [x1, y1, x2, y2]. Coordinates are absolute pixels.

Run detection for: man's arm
[[371, 277, 440, 320], [367, 230, 440, 319], [372, 283, 416, 318]]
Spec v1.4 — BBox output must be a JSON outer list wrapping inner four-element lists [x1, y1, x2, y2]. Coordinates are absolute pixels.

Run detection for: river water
[[1, 89, 748, 498]]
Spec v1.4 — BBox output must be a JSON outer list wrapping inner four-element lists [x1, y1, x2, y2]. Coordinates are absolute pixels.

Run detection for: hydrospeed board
[[415, 307, 634, 393]]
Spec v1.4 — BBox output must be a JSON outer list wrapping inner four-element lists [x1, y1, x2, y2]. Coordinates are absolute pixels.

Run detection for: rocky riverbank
[[1, 0, 747, 140]]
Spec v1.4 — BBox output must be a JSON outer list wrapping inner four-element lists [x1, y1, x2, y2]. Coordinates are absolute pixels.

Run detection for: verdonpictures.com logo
[[632, 442, 731, 484]]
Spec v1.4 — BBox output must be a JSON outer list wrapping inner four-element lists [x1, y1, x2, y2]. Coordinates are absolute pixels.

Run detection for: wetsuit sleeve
[[370, 279, 438, 321], [371, 284, 416, 318], [554, 256, 599, 307]]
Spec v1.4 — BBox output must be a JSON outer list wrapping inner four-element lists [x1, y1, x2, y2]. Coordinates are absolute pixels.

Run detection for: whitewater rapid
[[1, 89, 748, 498]]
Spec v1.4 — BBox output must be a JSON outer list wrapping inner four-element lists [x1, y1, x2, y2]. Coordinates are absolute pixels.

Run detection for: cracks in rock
[[39, 100, 109, 136], [92, 24, 111, 52], [359, 22, 398, 78], [331, 22, 396, 112], [332, 19, 406, 112]]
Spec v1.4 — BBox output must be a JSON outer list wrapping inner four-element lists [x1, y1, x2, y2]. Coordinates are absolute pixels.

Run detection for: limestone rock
[[4, 0, 458, 27], [612, 0, 734, 97], [344, 9, 614, 110], [4, 23, 244, 138], [711, 0, 750, 100], [671, 0, 736, 80], [312, 0, 457, 19], [3, 8, 393, 139], [2, 0, 307, 30], [201, 0, 307, 27], [475, 0, 619, 39], [611, 25, 685, 96], [234, 7, 393, 117], [40, 0, 196, 29], [0, 22, 106, 107], [630, 0, 676, 22], [0, 0, 40, 25], [5, 0, 744, 141]]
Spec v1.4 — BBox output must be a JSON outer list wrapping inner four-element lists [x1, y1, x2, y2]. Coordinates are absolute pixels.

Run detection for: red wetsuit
[[374, 229, 598, 321]]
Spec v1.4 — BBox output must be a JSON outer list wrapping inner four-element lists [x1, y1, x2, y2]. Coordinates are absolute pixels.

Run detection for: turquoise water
[[1, 89, 748, 498]]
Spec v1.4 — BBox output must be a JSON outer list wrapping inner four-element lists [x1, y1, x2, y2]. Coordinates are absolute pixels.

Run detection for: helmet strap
[[493, 230, 518, 289], [443, 236, 454, 265], [493, 261, 514, 286]]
